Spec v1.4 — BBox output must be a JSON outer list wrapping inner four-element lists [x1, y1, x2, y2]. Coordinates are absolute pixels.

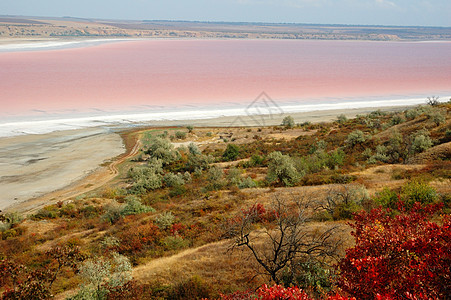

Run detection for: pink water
[[1, 39, 450, 117]]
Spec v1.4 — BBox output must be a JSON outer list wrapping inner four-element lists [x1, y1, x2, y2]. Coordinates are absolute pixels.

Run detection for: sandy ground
[[0, 128, 124, 212], [0, 105, 408, 213]]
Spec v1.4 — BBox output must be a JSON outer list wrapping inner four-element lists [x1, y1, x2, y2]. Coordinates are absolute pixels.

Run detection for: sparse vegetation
[[1, 101, 450, 299]]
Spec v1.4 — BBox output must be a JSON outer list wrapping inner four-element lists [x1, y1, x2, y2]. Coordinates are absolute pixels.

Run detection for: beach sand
[[0, 128, 124, 212], [0, 105, 407, 213]]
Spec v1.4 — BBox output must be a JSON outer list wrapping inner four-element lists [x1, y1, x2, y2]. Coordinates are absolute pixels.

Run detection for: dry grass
[[350, 164, 424, 192], [132, 220, 353, 293]]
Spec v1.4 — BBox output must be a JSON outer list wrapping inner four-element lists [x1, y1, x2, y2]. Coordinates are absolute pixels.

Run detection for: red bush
[[337, 203, 450, 299], [116, 222, 161, 255], [217, 284, 356, 300]]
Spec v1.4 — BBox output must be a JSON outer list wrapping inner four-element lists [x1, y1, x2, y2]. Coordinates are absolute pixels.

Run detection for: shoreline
[[3, 98, 448, 138], [0, 128, 125, 212]]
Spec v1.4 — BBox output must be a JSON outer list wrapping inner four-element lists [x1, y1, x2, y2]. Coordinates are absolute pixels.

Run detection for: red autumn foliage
[[115, 222, 161, 255], [170, 223, 187, 236], [337, 202, 450, 299], [217, 284, 356, 300], [241, 203, 277, 223]]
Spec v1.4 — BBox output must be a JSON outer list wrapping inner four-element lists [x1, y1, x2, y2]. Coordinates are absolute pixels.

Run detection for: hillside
[[0, 101, 450, 299], [1, 16, 450, 41]]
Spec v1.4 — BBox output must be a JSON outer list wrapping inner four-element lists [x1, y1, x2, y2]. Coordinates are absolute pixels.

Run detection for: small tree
[[320, 185, 369, 220], [426, 95, 440, 106], [281, 115, 295, 128], [229, 196, 341, 286], [267, 151, 302, 186], [186, 125, 194, 133]]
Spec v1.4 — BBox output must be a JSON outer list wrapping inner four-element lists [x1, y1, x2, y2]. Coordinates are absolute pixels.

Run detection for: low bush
[[402, 180, 438, 207], [222, 144, 240, 161], [155, 212, 175, 230]]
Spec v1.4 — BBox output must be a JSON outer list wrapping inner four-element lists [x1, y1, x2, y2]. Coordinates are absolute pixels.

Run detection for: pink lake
[[1, 39, 450, 118]]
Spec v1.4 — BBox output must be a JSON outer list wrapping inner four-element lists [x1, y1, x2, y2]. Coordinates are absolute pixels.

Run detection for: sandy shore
[[0, 105, 408, 213], [139, 105, 408, 127], [0, 128, 124, 211]]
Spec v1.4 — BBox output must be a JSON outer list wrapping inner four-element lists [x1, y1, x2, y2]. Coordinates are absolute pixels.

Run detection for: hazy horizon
[[1, 0, 450, 27]]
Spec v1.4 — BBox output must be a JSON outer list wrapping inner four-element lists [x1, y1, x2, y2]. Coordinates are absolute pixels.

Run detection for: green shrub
[[162, 235, 189, 250], [227, 167, 242, 186], [169, 184, 187, 197], [281, 258, 332, 294], [155, 212, 175, 230], [128, 165, 163, 193], [205, 166, 225, 190], [327, 149, 346, 168], [163, 172, 186, 187], [246, 154, 264, 167], [238, 177, 257, 189], [405, 108, 420, 120], [188, 142, 201, 155], [402, 181, 438, 207], [267, 151, 302, 186], [102, 202, 124, 224], [374, 187, 399, 209], [309, 139, 327, 154], [346, 130, 368, 147], [69, 253, 132, 300], [281, 115, 295, 128], [120, 196, 155, 216], [222, 144, 240, 161], [33, 206, 58, 220], [336, 114, 348, 124], [389, 114, 405, 126], [361, 148, 373, 160], [186, 153, 214, 172], [145, 137, 180, 163], [410, 130, 433, 154], [175, 131, 187, 140], [427, 110, 446, 126]]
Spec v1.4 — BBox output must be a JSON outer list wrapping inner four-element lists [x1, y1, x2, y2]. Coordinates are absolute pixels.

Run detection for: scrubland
[[1, 101, 450, 299]]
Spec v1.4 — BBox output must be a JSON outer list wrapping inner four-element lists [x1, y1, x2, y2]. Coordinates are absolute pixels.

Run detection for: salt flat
[[0, 128, 124, 211]]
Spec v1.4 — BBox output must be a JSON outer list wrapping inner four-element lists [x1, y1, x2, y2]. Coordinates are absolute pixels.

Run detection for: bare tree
[[228, 195, 342, 285], [320, 184, 369, 220], [426, 96, 440, 106]]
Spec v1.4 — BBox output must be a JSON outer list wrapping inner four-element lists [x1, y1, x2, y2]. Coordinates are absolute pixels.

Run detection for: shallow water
[[0, 39, 450, 135]]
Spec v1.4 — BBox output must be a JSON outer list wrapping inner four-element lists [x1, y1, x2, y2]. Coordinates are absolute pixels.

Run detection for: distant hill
[[1, 15, 450, 41]]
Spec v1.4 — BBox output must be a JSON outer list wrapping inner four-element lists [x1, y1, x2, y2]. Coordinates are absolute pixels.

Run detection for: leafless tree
[[228, 194, 342, 285], [426, 96, 440, 106], [319, 184, 369, 220]]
